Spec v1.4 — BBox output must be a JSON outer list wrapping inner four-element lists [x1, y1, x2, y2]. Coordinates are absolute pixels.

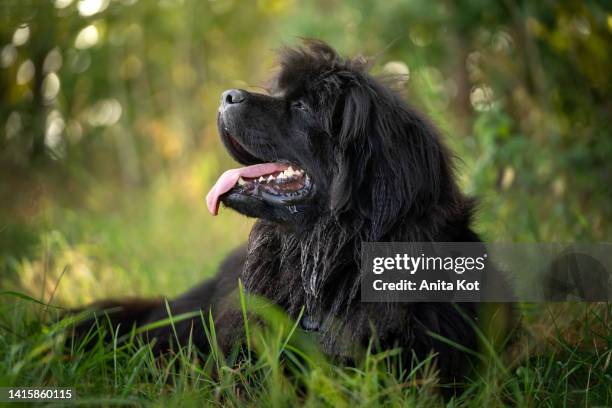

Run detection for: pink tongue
[[206, 163, 289, 215]]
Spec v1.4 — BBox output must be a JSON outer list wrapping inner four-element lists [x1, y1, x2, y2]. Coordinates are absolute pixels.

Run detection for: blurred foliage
[[0, 0, 611, 303]]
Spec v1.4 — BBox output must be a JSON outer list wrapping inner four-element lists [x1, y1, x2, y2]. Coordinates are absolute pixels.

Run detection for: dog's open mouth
[[206, 133, 312, 215]]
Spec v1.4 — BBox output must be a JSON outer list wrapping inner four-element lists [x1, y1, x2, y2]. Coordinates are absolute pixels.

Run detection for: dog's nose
[[221, 89, 246, 107]]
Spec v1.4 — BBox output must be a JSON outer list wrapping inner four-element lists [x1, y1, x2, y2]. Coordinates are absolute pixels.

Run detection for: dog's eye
[[291, 100, 308, 111]]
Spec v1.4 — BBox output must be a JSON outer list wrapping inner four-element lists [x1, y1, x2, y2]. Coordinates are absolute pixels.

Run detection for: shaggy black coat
[[73, 40, 495, 383]]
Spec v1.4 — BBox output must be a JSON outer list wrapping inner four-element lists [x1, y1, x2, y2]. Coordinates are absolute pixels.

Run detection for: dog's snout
[[221, 89, 246, 107]]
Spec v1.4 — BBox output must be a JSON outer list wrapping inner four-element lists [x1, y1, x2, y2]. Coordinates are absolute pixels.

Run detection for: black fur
[[72, 40, 496, 383]]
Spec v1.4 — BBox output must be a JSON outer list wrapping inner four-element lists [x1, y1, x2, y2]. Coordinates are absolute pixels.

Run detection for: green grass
[[1, 291, 611, 407]]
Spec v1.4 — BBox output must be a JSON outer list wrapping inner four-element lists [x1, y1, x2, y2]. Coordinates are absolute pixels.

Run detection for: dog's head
[[207, 40, 459, 238]]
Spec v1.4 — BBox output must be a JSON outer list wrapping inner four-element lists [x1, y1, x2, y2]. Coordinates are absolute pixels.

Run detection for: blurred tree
[[0, 0, 610, 241]]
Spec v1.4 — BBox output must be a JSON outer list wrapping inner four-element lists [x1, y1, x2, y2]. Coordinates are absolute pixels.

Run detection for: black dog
[[73, 40, 496, 382]]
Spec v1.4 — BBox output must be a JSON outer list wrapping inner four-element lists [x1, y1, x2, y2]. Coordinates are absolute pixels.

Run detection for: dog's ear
[[329, 85, 371, 216], [330, 79, 457, 239]]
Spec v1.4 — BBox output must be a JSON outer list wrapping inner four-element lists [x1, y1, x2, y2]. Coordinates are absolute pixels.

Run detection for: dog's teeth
[[267, 175, 275, 182], [258, 176, 265, 182], [237, 177, 246, 186]]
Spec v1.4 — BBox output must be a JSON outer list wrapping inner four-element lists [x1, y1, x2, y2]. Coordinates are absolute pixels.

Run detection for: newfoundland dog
[[73, 40, 497, 382]]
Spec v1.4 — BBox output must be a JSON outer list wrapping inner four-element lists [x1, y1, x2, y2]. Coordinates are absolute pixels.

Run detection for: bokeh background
[[1, 0, 610, 307]]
